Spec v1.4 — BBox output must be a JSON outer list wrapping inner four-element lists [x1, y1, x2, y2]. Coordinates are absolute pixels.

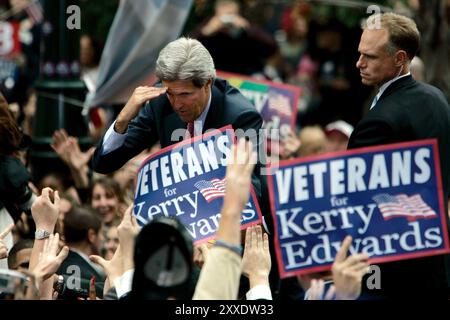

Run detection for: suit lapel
[[203, 83, 224, 133], [163, 112, 186, 146], [378, 75, 415, 103]]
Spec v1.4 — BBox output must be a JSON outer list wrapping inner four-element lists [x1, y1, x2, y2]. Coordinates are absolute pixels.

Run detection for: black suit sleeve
[[348, 116, 396, 149], [92, 102, 159, 174]]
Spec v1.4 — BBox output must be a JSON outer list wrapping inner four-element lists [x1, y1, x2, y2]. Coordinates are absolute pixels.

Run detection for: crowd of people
[[0, 0, 450, 302]]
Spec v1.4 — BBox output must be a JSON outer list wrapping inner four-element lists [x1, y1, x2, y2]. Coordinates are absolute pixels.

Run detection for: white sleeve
[[101, 120, 127, 155], [113, 269, 134, 299], [246, 284, 272, 300]]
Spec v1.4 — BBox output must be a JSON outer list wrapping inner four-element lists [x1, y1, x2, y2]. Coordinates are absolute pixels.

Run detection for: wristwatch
[[35, 229, 51, 240]]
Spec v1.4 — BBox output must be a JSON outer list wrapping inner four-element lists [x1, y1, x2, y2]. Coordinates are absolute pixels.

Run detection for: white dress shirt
[[370, 72, 411, 110]]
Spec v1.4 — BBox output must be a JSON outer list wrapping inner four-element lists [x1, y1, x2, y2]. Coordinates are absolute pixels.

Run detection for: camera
[[220, 14, 235, 27]]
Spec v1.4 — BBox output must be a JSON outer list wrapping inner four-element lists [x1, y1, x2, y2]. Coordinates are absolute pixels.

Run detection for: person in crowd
[[57, 206, 106, 299], [91, 36, 271, 238], [300, 235, 370, 300], [323, 120, 353, 153], [193, 139, 260, 299], [192, 0, 277, 76], [350, 12, 450, 299], [7, 238, 33, 271], [298, 125, 327, 157], [0, 93, 36, 269], [103, 224, 119, 260], [90, 177, 126, 236]]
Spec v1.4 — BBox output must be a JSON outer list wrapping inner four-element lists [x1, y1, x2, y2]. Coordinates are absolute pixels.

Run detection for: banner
[[0, 21, 21, 57], [217, 71, 301, 140], [83, 0, 193, 113], [268, 139, 450, 278], [133, 125, 262, 244]]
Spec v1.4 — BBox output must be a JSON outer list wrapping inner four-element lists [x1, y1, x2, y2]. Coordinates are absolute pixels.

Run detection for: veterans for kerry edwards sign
[[217, 71, 301, 140], [133, 125, 262, 244], [268, 139, 450, 278]]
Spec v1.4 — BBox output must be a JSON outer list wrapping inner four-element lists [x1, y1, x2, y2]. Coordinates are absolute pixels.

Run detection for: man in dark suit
[[91, 36, 279, 296], [92, 37, 269, 216], [349, 12, 450, 299], [57, 206, 105, 299]]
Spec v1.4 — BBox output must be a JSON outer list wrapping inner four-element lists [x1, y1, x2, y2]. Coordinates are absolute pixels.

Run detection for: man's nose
[[356, 55, 364, 69]]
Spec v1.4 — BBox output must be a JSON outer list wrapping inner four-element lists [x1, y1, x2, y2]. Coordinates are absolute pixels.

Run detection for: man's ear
[[87, 228, 97, 244], [395, 50, 408, 67]]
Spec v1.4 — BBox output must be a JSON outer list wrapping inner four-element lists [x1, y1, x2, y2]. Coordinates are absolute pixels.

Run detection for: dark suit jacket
[[57, 250, 106, 299], [348, 75, 450, 299]]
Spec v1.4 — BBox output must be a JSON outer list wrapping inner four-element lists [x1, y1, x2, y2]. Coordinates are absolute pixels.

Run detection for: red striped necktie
[[185, 122, 194, 139]]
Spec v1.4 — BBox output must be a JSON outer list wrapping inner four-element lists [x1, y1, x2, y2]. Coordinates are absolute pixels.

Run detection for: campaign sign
[[133, 125, 262, 244], [217, 71, 301, 140], [0, 22, 21, 57], [268, 139, 450, 278]]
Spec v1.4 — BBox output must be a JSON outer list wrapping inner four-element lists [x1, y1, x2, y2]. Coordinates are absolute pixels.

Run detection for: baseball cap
[[325, 120, 354, 139]]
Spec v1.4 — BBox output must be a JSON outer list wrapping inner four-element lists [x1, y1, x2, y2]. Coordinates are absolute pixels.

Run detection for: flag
[[195, 178, 226, 202], [268, 92, 292, 117], [25, 0, 44, 24], [83, 0, 193, 114], [372, 193, 437, 221]]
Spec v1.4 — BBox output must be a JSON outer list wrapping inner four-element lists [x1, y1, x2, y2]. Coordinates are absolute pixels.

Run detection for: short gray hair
[[155, 37, 216, 87]]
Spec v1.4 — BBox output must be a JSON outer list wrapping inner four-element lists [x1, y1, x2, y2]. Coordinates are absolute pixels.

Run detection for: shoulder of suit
[[214, 78, 259, 114]]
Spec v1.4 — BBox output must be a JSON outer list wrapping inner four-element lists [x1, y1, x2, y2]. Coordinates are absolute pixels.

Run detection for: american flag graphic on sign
[[372, 193, 437, 221], [268, 92, 292, 117], [194, 178, 226, 202]]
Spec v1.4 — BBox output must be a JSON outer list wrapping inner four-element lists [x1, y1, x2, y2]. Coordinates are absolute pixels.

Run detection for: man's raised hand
[[115, 86, 167, 133]]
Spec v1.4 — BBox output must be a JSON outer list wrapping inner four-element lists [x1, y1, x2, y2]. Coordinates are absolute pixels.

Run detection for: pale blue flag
[[83, 0, 193, 114]]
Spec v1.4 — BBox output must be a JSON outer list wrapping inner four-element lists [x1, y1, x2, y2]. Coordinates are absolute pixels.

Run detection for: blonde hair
[[365, 12, 420, 60]]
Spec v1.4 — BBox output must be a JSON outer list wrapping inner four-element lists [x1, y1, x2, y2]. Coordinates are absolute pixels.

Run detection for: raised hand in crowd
[[30, 187, 60, 237], [193, 139, 256, 300], [331, 235, 370, 300], [27, 233, 69, 299], [90, 205, 140, 296], [0, 223, 14, 259], [117, 205, 140, 271], [28, 187, 62, 299], [90, 244, 124, 297], [51, 129, 95, 188], [115, 86, 167, 134], [242, 225, 271, 292], [307, 279, 336, 300], [32, 233, 69, 283]]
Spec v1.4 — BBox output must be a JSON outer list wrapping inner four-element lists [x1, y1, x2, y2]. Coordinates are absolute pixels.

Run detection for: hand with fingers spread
[[32, 233, 69, 282], [51, 129, 71, 164], [90, 244, 124, 291], [31, 187, 60, 233], [308, 279, 336, 300], [65, 137, 96, 171], [242, 225, 271, 289], [0, 223, 14, 259], [115, 86, 167, 133], [331, 235, 370, 300]]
